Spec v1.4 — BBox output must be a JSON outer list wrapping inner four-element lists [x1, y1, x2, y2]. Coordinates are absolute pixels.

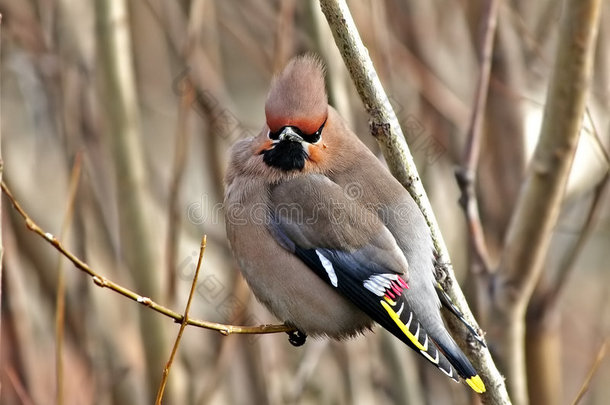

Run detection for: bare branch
[[547, 173, 609, 309], [54, 152, 83, 405], [571, 339, 608, 405], [165, 78, 195, 303], [318, 1, 510, 403], [1, 181, 294, 336], [5, 366, 34, 405], [455, 0, 501, 275], [156, 236, 207, 405]]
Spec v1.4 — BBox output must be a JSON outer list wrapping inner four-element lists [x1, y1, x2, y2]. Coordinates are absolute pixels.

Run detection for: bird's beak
[[278, 126, 303, 143]]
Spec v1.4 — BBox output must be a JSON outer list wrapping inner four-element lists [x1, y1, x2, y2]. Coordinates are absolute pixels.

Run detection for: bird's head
[[260, 55, 329, 172]]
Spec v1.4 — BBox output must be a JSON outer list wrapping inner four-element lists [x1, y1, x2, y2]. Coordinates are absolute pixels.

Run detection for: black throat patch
[[262, 141, 308, 171]]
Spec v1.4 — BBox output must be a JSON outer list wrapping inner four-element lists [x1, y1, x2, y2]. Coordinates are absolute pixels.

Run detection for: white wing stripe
[[363, 273, 403, 297], [316, 251, 338, 287]]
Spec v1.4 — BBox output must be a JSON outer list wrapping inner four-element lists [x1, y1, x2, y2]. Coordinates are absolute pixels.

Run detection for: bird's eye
[[268, 120, 326, 144], [301, 119, 326, 144], [268, 130, 281, 141]]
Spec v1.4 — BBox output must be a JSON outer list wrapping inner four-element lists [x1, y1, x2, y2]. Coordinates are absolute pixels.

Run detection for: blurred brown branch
[[165, 77, 195, 304], [54, 152, 82, 405], [571, 339, 608, 405], [545, 173, 609, 310], [490, 0, 603, 404], [1, 181, 293, 337], [455, 0, 500, 276], [525, 172, 609, 404], [156, 236, 207, 405], [5, 367, 33, 405]]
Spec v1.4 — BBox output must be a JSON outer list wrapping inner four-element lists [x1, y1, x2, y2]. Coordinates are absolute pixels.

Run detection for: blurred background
[[0, 0, 609, 404]]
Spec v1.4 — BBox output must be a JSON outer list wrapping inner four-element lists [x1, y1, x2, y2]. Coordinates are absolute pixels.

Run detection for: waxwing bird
[[224, 55, 486, 393]]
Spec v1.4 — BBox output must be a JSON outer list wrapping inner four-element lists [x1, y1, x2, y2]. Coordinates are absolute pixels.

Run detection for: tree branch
[[156, 236, 207, 405], [318, 1, 510, 403], [546, 173, 609, 310], [1, 181, 294, 337], [455, 0, 501, 276], [54, 153, 82, 405], [570, 339, 608, 405], [165, 77, 195, 304]]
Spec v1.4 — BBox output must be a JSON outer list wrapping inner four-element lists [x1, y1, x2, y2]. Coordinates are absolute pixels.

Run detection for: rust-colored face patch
[[304, 143, 330, 171], [306, 144, 321, 163], [255, 139, 275, 155]]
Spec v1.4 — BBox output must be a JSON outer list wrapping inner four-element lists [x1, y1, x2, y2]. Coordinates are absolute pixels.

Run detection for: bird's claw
[[287, 329, 307, 347]]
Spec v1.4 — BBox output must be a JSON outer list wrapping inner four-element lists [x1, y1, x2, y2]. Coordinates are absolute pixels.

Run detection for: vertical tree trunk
[[94, 1, 170, 402]]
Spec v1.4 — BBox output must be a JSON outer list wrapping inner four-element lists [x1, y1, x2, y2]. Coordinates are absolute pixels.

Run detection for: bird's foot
[[287, 329, 307, 347]]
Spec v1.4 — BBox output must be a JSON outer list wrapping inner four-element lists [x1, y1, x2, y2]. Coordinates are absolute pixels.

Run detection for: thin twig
[[195, 277, 251, 405], [545, 173, 609, 310], [156, 236, 207, 404], [585, 108, 610, 168], [524, 174, 609, 405], [455, 0, 500, 275], [1, 181, 294, 335], [5, 366, 35, 405], [570, 339, 608, 405], [166, 77, 195, 303], [55, 152, 83, 405]]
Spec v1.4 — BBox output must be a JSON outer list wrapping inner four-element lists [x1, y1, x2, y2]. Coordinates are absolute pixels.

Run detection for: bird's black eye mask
[[268, 119, 326, 144], [261, 119, 326, 172]]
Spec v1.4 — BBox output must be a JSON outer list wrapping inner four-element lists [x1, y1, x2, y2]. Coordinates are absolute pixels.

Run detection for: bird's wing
[[268, 175, 484, 392]]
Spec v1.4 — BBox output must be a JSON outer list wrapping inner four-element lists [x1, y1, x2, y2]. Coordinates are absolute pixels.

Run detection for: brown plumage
[[224, 55, 486, 393]]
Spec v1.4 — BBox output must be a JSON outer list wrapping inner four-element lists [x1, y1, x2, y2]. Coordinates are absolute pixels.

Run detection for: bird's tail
[[434, 332, 486, 393], [379, 296, 486, 393]]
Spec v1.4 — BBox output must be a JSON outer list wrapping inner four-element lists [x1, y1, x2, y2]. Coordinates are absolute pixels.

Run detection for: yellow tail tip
[[466, 375, 486, 393]]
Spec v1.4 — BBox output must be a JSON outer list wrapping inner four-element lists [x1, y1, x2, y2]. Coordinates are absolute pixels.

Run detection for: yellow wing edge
[[380, 299, 426, 351], [381, 298, 486, 394]]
